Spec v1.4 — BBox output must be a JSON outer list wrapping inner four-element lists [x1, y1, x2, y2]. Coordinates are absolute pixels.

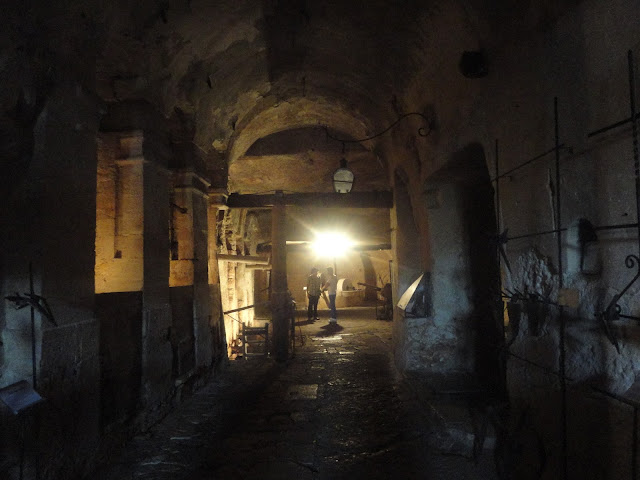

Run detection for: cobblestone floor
[[91, 307, 498, 480]]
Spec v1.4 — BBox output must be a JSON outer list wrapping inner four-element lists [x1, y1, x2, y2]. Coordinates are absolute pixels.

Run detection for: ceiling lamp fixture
[[333, 155, 355, 193], [325, 111, 434, 193]]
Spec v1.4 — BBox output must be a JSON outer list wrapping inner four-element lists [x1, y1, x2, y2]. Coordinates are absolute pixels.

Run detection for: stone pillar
[[170, 171, 213, 370], [140, 137, 173, 416], [270, 191, 289, 362], [208, 189, 228, 360]]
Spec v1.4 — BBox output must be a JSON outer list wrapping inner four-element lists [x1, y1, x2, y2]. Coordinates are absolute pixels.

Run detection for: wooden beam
[[227, 191, 393, 209], [257, 243, 391, 253]]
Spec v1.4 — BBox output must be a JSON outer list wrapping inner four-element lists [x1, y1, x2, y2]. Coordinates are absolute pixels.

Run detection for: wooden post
[[270, 191, 289, 362]]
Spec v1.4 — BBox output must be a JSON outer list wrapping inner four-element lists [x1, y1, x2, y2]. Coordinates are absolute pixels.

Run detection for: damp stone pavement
[[91, 307, 498, 480]]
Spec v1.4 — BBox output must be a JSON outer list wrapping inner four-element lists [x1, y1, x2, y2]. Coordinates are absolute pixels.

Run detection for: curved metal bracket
[[324, 112, 434, 145], [5, 292, 57, 327], [598, 254, 640, 353]]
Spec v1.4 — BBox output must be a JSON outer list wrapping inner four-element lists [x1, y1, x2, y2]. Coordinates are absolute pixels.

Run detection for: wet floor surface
[[92, 308, 498, 480]]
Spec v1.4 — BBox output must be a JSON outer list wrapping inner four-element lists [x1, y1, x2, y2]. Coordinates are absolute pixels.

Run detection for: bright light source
[[311, 232, 353, 258]]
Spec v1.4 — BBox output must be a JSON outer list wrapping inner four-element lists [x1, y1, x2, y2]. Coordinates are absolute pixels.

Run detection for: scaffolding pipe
[[630, 50, 640, 258], [629, 49, 640, 480], [494, 139, 508, 396], [503, 222, 638, 242], [495, 139, 501, 240], [554, 97, 568, 480], [490, 145, 566, 182], [587, 112, 640, 138]]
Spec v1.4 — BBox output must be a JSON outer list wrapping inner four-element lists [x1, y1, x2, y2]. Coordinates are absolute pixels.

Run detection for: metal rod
[[555, 97, 568, 480], [19, 417, 25, 480], [495, 139, 507, 396], [504, 222, 637, 242], [29, 262, 36, 390], [509, 350, 640, 407], [510, 351, 640, 480], [587, 112, 640, 138], [634, 406, 638, 480], [594, 222, 638, 231], [507, 351, 561, 378], [490, 145, 564, 182], [507, 227, 567, 241], [495, 139, 501, 239], [629, 50, 640, 257], [223, 304, 256, 315], [223, 301, 270, 315], [591, 384, 640, 407]]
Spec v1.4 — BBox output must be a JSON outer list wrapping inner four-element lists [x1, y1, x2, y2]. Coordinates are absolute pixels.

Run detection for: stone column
[[140, 137, 173, 416], [208, 189, 228, 360], [170, 171, 213, 370]]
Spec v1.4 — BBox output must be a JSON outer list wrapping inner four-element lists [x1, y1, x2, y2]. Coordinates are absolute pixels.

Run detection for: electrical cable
[[323, 112, 433, 144]]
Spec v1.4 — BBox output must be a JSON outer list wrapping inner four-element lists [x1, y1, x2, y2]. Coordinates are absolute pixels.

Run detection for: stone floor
[[91, 307, 498, 479]]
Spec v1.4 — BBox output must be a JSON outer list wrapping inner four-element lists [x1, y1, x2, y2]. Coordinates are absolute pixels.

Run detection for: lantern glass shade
[[333, 159, 354, 193]]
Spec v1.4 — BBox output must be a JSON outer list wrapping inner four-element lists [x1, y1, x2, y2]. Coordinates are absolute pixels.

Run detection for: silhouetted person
[[306, 267, 322, 322], [323, 266, 338, 324]]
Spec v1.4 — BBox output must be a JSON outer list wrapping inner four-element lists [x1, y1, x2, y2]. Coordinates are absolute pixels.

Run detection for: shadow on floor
[[311, 323, 345, 336]]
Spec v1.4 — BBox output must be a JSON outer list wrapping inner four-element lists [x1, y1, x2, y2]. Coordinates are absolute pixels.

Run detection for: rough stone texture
[[89, 308, 498, 480], [1, 83, 102, 479], [96, 292, 143, 428], [1, 0, 639, 478], [95, 133, 145, 293]]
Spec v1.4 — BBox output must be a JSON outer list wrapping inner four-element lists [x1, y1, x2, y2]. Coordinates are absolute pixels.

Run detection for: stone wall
[[1, 83, 102, 479], [386, 0, 640, 476]]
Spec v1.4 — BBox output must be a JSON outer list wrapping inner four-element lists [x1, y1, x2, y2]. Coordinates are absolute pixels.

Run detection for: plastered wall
[[385, 0, 640, 476]]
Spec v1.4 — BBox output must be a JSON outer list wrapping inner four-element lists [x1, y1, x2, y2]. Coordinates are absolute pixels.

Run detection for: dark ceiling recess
[[459, 50, 488, 78]]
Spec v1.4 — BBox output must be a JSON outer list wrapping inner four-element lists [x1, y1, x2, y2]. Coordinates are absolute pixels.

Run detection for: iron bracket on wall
[[5, 292, 57, 327], [598, 254, 640, 353]]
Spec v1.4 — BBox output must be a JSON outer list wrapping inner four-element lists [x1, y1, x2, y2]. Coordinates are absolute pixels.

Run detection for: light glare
[[312, 232, 353, 257]]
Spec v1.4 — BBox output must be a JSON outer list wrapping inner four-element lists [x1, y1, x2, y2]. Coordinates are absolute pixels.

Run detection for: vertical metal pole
[[555, 97, 567, 480], [633, 406, 638, 480], [495, 139, 507, 398], [495, 139, 501, 239], [628, 49, 639, 480], [29, 262, 36, 390], [19, 417, 25, 480], [628, 50, 640, 256]]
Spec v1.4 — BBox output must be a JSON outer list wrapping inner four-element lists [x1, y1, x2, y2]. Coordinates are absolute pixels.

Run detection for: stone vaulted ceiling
[[2, 0, 582, 196], [96, 0, 430, 194]]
